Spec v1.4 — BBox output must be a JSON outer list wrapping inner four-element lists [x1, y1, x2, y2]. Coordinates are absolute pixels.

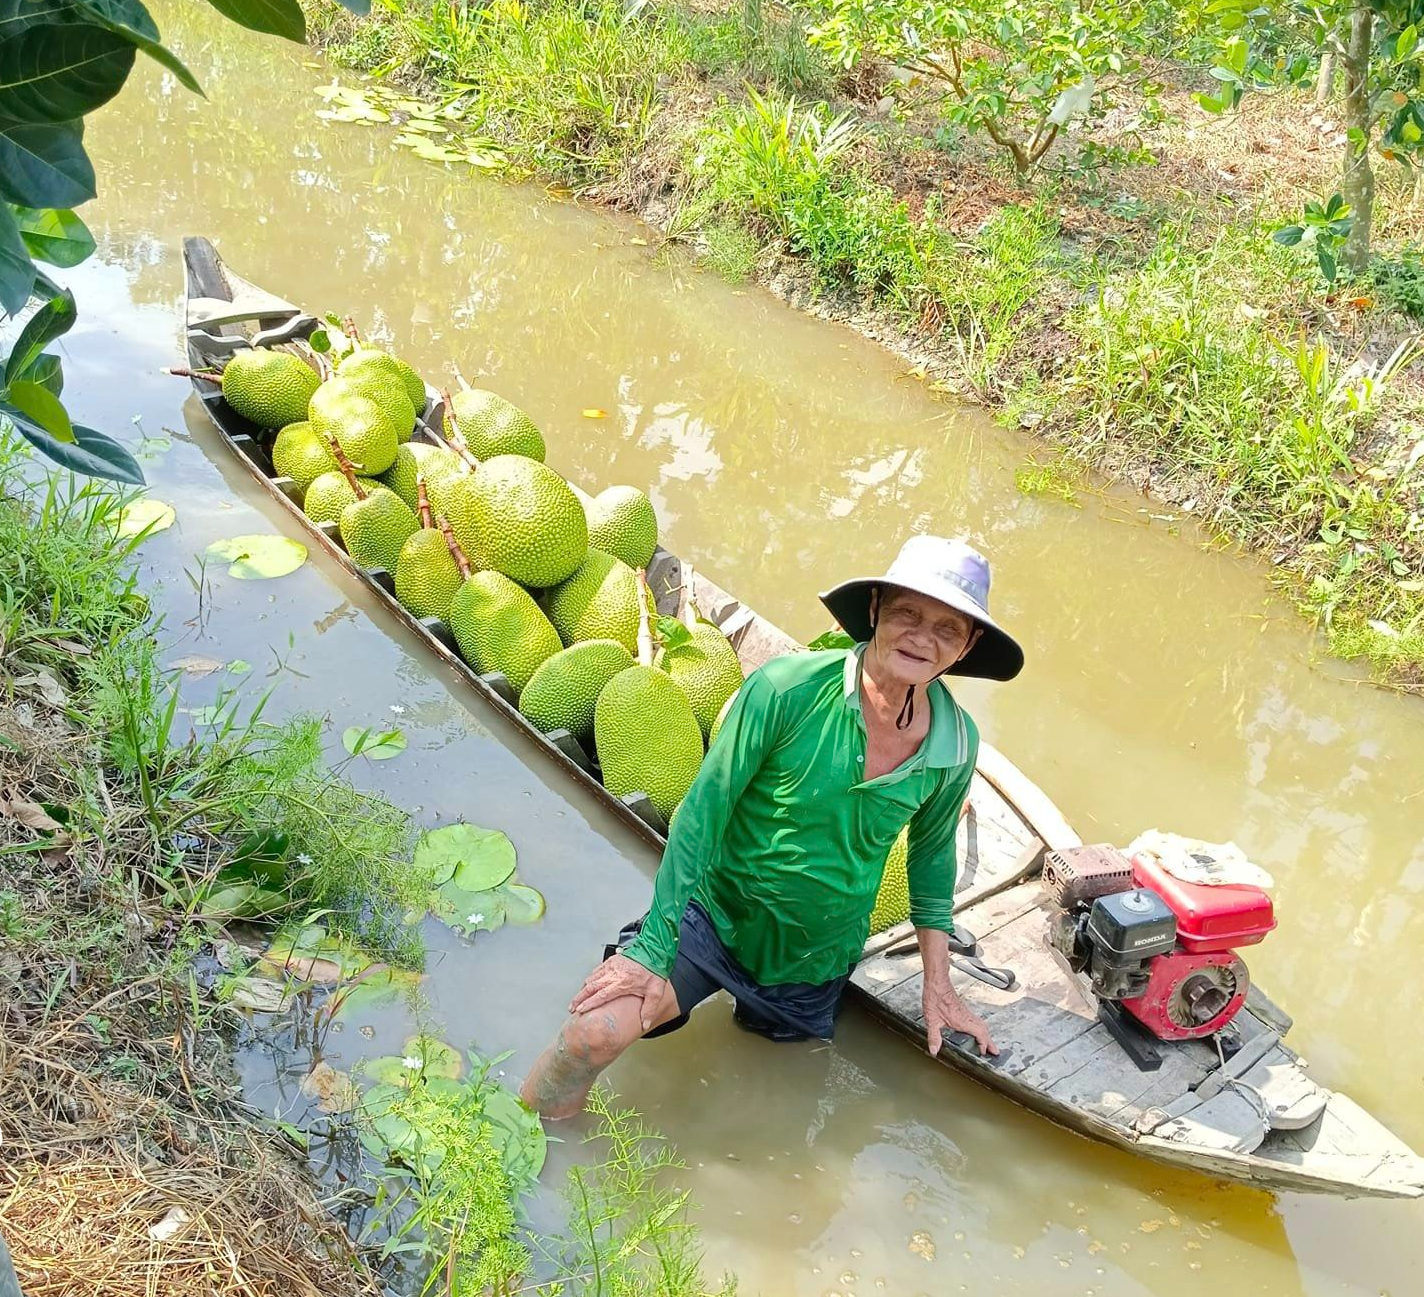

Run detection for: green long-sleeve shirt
[[623, 646, 979, 987]]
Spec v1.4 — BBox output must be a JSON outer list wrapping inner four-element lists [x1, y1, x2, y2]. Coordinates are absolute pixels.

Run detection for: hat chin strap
[[870, 596, 917, 731]]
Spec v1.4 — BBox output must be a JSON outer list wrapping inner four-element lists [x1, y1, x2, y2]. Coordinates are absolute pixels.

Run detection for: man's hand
[[923, 975, 998, 1058], [569, 954, 670, 1033]]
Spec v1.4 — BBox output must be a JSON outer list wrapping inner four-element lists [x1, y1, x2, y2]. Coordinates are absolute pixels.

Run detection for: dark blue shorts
[[607, 902, 850, 1043]]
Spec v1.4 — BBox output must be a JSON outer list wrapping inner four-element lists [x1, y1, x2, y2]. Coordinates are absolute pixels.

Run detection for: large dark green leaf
[[3, 416, 145, 486], [13, 206, 93, 267], [202, 0, 305, 42], [4, 287, 75, 385], [0, 119, 95, 208], [0, 24, 136, 124], [28, 353, 63, 396], [0, 205, 35, 315], [74, 0, 202, 93]]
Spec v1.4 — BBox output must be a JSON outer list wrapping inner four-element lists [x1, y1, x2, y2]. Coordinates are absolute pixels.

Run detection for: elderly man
[[521, 536, 1024, 1119]]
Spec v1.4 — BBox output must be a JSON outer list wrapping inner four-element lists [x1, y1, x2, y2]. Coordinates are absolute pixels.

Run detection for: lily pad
[[116, 497, 175, 539], [481, 1085, 547, 1191], [430, 882, 508, 937], [259, 923, 372, 983], [415, 823, 515, 890], [342, 725, 407, 760], [327, 965, 422, 1024], [205, 534, 307, 580], [365, 1036, 464, 1086], [500, 882, 547, 926]]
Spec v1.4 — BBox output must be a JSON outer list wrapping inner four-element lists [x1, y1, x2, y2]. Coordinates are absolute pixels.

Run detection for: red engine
[[1045, 845, 1275, 1041]]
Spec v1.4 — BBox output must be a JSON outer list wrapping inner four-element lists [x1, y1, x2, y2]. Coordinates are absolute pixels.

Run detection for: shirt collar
[[842, 646, 969, 768]]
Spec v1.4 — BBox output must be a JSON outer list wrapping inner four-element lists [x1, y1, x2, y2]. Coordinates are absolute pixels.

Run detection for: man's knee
[[558, 1007, 634, 1071]]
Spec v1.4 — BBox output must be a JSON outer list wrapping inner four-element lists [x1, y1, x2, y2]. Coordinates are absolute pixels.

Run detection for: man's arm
[[905, 725, 997, 1056], [618, 668, 782, 978]]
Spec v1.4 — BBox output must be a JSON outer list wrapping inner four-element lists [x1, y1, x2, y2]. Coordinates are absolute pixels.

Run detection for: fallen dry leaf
[[909, 1230, 936, 1261], [13, 670, 67, 709], [581, 408, 608, 419], [300, 1060, 358, 1113], [148, 1205, 191, 1242], [229, 978, 294, 1013], [170, 654, 224, 678], [0, 794, 63, 833]]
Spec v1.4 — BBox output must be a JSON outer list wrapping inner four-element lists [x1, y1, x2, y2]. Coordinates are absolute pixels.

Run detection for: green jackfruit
[[336, 351, 417, 440], [594, 665, 704, 820], [545, 548, 640, 650], [869, 831, 910, 935], [708, 688, 738, 747], [449, 388, 545, 461], [586, 485, 658, 569], [221, 348, 319, 428], [456, 455, 586, 588], [303, 469, 380, 526], [395, 527, 464, 621], [309, 380, 400, 476], [339, 486, 419, 573], [659, 622, 743, 739], [447, 571, 561, 692], [271, 421, 336, 492], [518, 639, 634, 740], [381, 441, 458, 512]]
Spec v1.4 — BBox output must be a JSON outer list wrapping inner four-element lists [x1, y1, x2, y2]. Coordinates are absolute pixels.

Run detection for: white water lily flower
[[295, 853, 313, 865], [401, 1056, 421, 1070], [389, 704, 406, 714], [467, 913, 485, 926]]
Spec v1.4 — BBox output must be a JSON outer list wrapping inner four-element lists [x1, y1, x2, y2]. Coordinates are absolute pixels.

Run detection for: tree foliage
[[0, 0, 371, 485], [800, 0, 1179, 173]]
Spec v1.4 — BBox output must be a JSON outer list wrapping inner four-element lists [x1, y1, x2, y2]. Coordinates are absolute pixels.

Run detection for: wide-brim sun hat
[[819, 535, 1024, 681]]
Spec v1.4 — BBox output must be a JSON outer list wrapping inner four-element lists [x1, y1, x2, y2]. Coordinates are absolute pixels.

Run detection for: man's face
[[871, 586, 980, 687]]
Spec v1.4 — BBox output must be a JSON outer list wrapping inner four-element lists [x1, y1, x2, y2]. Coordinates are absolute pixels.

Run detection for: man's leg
[[520, 979, 683, 1119]]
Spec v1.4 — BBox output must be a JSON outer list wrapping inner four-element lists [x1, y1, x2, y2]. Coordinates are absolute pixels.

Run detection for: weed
[[1015, 457, 1081, 505], [702, 217, 760, 281], [1370, 244, 1424, 320]]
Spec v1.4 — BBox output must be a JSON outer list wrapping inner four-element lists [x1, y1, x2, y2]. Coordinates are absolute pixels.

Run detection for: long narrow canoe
[[180, 237, 1424, 1200]]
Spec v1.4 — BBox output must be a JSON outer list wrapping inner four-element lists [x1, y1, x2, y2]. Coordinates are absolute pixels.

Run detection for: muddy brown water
[[42, 6, 1423, 1292]]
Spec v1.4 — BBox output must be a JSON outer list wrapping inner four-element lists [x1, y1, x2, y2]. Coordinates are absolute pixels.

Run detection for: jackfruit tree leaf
[[72, 0, 203, 93], [0, 204, 35, 314], [13, 205, 94, 267], [113, 495, 175, 538], [5, 417, 145, 485], [202, 0, 305, 43], [0, 120, 96, 209], [656, 615, 692, 650], [0, 25, 136, 125], [341, 724, 407, 760], [414, 822, 516, 890], [4, 287, 75, 385], [204, 533, 307, 579], [5, 378, 73, 442]]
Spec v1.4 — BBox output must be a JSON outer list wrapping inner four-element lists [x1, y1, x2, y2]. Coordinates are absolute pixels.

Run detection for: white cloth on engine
[[1126, 830, 1275, 890]]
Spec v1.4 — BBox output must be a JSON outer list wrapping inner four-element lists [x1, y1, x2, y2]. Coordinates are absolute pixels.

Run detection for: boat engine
[[1045, 845, 1276, 1041]]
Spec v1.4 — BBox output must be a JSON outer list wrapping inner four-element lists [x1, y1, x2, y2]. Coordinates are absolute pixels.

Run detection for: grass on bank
[[304, 0, 1424, 691]]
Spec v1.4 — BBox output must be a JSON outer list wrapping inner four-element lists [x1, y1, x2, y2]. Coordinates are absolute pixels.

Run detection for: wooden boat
[[180, 237, 1424, 1201]]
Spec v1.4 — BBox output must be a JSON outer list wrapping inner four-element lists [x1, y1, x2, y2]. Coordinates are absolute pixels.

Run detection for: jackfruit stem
[[439, 388, 481, 473], [324, 434, 366, 498], [451, 364, 472, 392], [635, 568, 654, 668], [436, 513, 473, 579], [681, 563, 700, 629], [341, 315, 361, 343], [415, 476, 434, 530], [164, 366, 222, 382]]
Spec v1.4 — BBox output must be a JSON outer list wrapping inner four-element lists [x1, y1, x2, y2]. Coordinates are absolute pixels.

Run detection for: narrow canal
[[58, 6, 1424, 1292]]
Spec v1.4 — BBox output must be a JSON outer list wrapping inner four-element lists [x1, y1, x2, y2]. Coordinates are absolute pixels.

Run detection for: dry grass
[[0, 689, 377, 1297]]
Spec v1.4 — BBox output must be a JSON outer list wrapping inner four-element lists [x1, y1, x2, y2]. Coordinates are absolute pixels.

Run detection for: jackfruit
[[453, 455, 586, 588], [448, 388, 545, 461], [518, 639, 634, 740], [447, 571, 561, 692], [335, 351, 417, 440], [303, 469, 380, 526], [339, 485, 419, 573], [309, 380, 400, 476], [220, 348, 319, 428], [708, 688, 738, 747], [271, 420, 336, 492], [395, 525, 465, 621], [659, 621, 743, 739], [594, 665, 704, 820], [868, 830, 910, 934], [381, 441, 458, 512], [586, 485, 658, 569], [545, 548, 640, 650]]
